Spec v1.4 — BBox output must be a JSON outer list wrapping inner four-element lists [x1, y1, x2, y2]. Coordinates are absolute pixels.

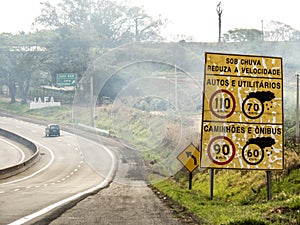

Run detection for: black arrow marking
[[186, 151, 197, 165]]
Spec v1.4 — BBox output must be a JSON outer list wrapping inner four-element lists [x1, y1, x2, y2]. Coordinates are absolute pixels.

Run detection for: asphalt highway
[[0, 115, 198, 225], [0, 117, 116, 225], [0, 136, 30, 169]]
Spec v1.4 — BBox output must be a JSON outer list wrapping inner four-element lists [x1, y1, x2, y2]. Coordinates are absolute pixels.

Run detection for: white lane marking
[[9, 143, 116, 225], [0, 118, 116, 223], [0, 138, 25, 164], [0, 142, 55, 185]]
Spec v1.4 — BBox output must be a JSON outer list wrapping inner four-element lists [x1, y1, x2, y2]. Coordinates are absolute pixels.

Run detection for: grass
[[153, 166, 300, 225], [0, 98, 30, 113], [0, 97, 72, 125]]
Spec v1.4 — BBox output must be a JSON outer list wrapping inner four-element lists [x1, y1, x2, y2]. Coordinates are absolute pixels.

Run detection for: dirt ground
[[47, 181, 194, 225]]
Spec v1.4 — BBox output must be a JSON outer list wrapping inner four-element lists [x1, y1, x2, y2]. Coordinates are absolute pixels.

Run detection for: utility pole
[[261, 20, 264, 41], [175, 65, 178, 110], [90, 76, 94, 127], [296, 74, 299, 143], [216, 1, 223, 43], [210, 1, 223, 200]]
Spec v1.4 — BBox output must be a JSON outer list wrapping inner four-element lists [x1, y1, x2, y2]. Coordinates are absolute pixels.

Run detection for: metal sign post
[[210, 169, 214, 200], [189, 172, 193, 190], [266, 171, 272, 200]]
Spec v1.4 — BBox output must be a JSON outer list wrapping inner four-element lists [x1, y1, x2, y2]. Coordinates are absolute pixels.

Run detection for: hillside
[[152, 149, 300, 225]]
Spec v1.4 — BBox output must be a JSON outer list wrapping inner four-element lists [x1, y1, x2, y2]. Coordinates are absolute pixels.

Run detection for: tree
[[223, 21, 300, 43], [45, 26, 91, 83], [0, 32, 50, 103], [0, 47, 46, 103], [0, 51, 17, 103], [31, 0, 166, 85], [34, 0, 165, 46], [33, 0, 90, 30], [264, 21, 300, 42], [33, 1, 93, 81], [223, 28, 263, 42], [125, 6, 164, 42]]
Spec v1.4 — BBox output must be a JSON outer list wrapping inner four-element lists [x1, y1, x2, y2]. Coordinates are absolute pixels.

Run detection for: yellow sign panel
[[202, 76, 283, 123], [177, 143, 200, 172], [200, 52, 284, 170], [205, 53, 282, 78]]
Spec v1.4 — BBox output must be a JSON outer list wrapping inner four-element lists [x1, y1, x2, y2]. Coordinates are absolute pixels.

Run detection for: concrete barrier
[[0, 128, 40, 179]]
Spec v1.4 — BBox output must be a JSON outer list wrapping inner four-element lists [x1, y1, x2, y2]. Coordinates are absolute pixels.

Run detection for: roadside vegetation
[[0, 96, 72, 124], [1, 1, 300, 224], [153, 153, 300, 225], [1, 96, 300, 225]]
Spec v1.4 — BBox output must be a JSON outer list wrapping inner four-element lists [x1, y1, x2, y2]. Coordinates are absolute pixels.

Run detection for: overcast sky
[[0, 0, 299, 42]]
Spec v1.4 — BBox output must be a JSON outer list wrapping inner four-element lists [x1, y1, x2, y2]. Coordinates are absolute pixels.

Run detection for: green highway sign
[[57, 73, 77, 87]]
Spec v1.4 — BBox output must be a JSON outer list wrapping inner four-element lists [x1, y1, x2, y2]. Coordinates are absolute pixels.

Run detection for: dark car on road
[[45, 124, 60, 137]]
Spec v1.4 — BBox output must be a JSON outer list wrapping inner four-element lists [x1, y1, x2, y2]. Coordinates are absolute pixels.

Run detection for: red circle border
[[209, 89, 236, 119], [207, 136, 236, 166]]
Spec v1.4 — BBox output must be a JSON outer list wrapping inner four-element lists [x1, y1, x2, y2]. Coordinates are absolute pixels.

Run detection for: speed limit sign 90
[[207, 136, 236, 165]]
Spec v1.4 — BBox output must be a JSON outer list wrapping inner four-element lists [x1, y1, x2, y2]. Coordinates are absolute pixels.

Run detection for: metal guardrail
[[0, 128, 40, 179], [77, 123, 110, 137]]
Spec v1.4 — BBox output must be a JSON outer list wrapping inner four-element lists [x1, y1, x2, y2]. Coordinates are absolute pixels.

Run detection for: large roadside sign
[[57, 73, 77, 87], [200, 52, 283, 170]]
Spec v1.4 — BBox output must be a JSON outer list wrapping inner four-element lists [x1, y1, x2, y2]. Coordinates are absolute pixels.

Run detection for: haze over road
[[0, 116, 116, 224]]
